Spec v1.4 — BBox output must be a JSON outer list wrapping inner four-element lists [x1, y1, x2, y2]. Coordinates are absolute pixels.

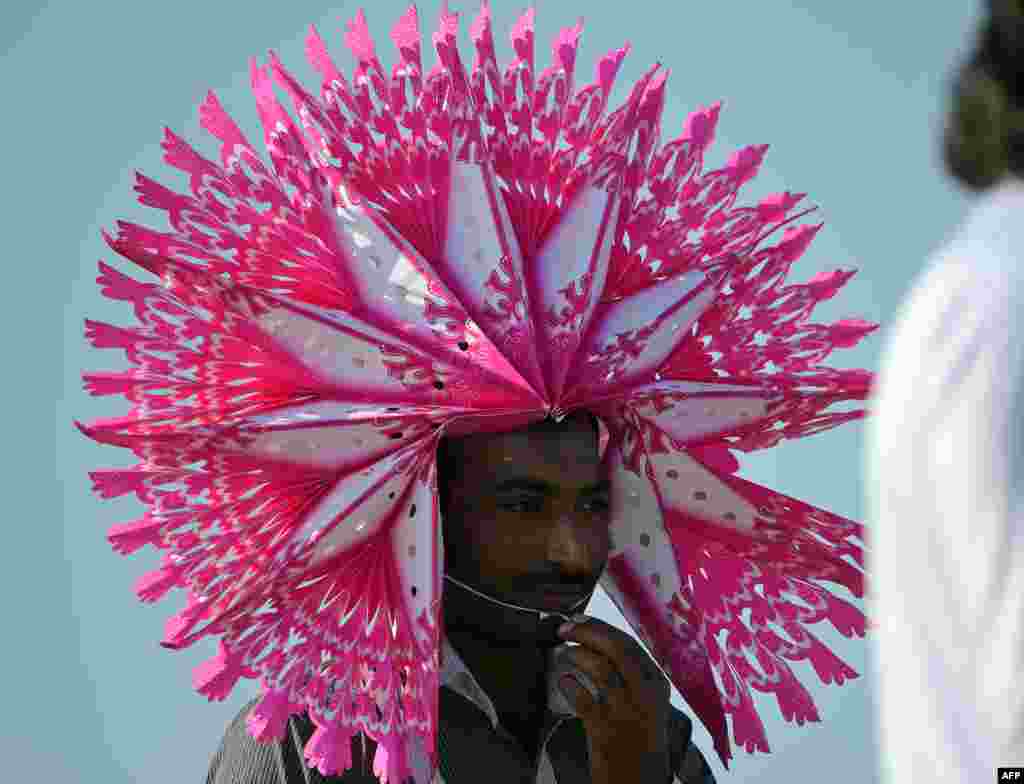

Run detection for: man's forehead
[[454, 420, 601, 476], [483, 433, 601, 482]]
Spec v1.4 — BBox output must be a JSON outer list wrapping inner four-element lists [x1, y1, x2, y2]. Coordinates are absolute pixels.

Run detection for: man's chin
[[512, 589, 590, 615]]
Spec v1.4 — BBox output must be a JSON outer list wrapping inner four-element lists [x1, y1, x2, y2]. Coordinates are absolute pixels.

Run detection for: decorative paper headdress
[[78, 4, 876, 781]]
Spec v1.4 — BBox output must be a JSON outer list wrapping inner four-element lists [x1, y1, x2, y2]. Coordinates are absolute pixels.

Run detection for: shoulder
[[206, 698, 282, 784], [666, 707, 717, 784], [666, 705, 694, 747], [962, 178, 1024, 270], [916, 179, 1024, 313], [207, 699, 383, 784], [871, 181, 1024, 434]]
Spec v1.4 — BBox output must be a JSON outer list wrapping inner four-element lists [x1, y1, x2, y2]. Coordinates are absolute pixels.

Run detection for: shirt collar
[[439, 634, 502, 729]]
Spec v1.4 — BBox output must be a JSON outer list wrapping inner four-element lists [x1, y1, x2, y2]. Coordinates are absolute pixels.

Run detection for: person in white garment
[[866, 1, 1024, 781]]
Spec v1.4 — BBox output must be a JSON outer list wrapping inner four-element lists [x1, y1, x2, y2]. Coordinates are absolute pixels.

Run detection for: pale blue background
[[4, 0, 980, 780]]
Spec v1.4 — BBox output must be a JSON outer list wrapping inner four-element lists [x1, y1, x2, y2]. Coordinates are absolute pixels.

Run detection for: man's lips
[[529, 584, 590, 608]]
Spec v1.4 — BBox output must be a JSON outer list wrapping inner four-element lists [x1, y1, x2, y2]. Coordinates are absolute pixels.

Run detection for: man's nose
[[546, 513, 602, 575]]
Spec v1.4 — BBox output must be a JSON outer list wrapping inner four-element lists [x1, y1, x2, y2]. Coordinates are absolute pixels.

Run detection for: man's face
[[440, 412, 612, 613]]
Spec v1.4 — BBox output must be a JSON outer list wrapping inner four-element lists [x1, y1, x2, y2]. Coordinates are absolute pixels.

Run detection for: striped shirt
[[206, 637, 716, 783]]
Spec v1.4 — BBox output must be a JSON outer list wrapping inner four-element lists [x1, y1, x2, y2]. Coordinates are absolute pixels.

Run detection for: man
[[866, 1, 1024, 781], [207, 411, 716, 783]]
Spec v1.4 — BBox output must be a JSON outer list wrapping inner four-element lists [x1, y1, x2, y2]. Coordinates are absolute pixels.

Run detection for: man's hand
[[556, 615, 673, 784]]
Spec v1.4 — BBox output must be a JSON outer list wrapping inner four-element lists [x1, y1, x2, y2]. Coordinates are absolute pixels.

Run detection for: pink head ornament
[[78, 4, 877, 781]]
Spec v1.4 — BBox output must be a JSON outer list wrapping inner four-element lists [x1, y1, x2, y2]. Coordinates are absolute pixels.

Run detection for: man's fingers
[[558, 616, 653, 695], [557, 673, 598, 718], [561, 644, 623, 698]]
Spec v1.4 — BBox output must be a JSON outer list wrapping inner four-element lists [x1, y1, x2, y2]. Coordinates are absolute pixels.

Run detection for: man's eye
[[582, 497, 610, 513], [499, 497, 543, 514]]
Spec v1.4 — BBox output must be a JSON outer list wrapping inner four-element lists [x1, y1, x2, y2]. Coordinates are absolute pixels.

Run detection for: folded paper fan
[[77, 3, 877, 781]]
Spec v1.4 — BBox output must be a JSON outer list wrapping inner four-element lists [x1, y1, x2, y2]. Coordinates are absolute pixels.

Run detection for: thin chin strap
[[443, 574, 590, 623]]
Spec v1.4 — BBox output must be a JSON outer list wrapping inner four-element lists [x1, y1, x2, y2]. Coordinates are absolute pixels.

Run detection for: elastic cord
[[442, 574, 589, 623]]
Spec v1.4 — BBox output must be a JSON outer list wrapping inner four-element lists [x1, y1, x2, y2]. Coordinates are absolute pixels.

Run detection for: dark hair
[[944, 1, 1024, 190], [435, 412, 601, 519], [436, 435, 457, 520]]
